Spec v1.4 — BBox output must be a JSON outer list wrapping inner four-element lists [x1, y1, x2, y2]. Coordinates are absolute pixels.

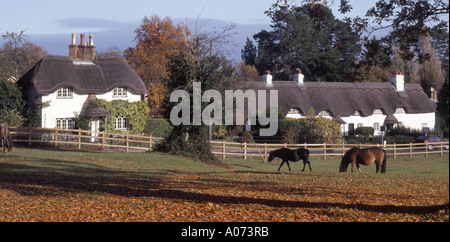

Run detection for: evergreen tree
[[241, 37, 257, 66], [253, 4, 361, 82]]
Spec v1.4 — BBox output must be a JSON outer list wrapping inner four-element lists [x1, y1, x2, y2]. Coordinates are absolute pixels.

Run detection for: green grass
[[3, 148, 448, 176]]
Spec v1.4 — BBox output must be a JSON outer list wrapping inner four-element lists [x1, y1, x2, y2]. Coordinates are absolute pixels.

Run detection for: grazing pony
[[0, 123, 13, 153], [340, 147, 387, 173], [268, 148, 311, 172]]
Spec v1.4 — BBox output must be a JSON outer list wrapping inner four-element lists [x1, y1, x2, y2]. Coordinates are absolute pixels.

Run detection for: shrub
[[144, 119, 173, 138]]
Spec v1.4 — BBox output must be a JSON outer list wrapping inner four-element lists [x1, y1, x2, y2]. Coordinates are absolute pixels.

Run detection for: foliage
[[124, 15, 190, 118], [355, 127, 375, 137], [294, 115, 343, 144], [212, 125, 228, 139], [0, 148, 448, 222], [0, 109, 24, 126], [0, 79, 23, 113], [253, 3, 361, 82], [241, 37, 257, 66], [0, 30, 47, 78], [143, 118, 173, 138], [235, 62, 260, 82], [93, 99, 149, 134]]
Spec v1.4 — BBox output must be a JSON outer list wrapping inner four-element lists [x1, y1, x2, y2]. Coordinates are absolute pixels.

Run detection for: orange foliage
[[125, 15, 190, 117]]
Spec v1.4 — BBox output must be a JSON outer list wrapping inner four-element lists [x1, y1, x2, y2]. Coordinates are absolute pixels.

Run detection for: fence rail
[[9, 127, 449, 159]]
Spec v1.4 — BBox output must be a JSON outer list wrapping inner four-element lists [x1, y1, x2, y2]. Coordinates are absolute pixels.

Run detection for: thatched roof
[[80, 94, 110, 118], [18, 53, 147, 95], [236, 81, 436, 117]]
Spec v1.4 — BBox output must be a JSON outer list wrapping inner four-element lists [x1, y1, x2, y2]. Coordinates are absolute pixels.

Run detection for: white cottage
[[17, 34, 147, 133], [239, 70, 436, 136]]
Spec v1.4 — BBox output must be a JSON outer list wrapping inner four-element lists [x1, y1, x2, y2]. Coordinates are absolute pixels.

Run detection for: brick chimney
[[77, 33, 87, 60], [69, 33, 77, 59], [262, 70, 273, 86], [391, 72, 404, 92], [293, 68, 304, 84]]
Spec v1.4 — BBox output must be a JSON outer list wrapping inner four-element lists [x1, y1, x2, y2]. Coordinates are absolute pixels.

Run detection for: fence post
[[78, 129, 81, 150], [440, 141, 444, 157], [393, 143, 397, 159], [323, 143, 327, 160], [409, 143, 413, 159], [244, 142, 247, 160], [149, 135, 153, 152], [264, 143, 267, 161], [55, 129, 58, 147], [28, 127, 32, 146], [222, 140, 226, 159], [126, 133, 129, 153]]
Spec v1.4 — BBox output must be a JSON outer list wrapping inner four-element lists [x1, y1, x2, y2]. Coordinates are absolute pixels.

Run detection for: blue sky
[[1, 0, 376, 61]]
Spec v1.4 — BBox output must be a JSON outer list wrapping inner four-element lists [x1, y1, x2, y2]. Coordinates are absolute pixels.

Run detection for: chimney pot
[[262, 70, 273, 86], [391, 72, 404, 92], [71, 33, 76, 45], [89, 35, 94, 46], [80, 33, 85, 46], [293, 68, 304, 84]]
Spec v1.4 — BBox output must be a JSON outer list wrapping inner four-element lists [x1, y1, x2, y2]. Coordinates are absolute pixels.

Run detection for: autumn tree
[[124, 15, 190, 118], [0, 30, 47, 78]]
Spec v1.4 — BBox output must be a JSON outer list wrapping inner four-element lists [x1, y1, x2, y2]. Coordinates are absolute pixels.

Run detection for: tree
[[253, 3, 361, 82], [124, 15, 190, 118], [419, 33, 445, 92], [157, 22, 236, 167], [0, 30, 47, 78], [241, 37, 257, 66]]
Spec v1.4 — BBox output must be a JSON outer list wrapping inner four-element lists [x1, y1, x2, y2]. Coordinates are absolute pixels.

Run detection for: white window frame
[[113, 116, 128, 130], [113, 86, 128, 98], [57, 87, 73, 99], [56, 118, 75, 130]]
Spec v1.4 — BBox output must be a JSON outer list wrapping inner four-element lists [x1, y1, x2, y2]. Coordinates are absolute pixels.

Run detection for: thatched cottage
[[238, 70, 436, 136], [17, 34, 147, 133]]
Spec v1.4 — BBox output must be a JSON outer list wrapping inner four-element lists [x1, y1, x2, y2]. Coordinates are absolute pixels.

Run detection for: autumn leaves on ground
[[0, 148, 448, 222]]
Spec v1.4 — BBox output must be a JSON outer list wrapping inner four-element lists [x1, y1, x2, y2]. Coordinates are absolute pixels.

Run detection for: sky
[[0, 0, 376, 61]]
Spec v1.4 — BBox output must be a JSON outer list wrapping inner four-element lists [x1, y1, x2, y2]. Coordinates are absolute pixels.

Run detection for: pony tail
[[381, 149, 387, 173]]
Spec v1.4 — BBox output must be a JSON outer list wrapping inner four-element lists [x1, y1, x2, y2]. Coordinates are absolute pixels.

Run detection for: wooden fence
[[10, 127, 164, 152], [210, 140, 449, 160], [9, 127, 449, 160]]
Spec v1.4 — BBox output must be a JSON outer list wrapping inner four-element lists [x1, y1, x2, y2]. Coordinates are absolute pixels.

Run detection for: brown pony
[[0, 123, 13, 153], [268, 148, 311, 172], [339, 147, 387, 173]]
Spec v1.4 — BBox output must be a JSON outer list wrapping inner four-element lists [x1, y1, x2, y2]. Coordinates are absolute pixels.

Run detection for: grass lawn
[[0, 148, 448, 222]]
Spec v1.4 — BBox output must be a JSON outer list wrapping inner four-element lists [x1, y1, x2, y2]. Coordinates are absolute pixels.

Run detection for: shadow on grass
[[0, 156, 447, 216]]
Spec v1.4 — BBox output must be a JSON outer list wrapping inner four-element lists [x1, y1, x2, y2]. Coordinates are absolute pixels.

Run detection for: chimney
[[86, 35, 96, 60], [391, 72, 404, 92], [69, 33, 77, 59], [262, 70, 273, 86], [293, 68, 304, 84], [430, 87, 438, 101], [77, 33, 87, 60]]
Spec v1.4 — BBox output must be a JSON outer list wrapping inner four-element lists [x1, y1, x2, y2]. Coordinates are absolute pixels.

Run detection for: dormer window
[[113, 86, 127, 98], [57, 87, 73, 99]]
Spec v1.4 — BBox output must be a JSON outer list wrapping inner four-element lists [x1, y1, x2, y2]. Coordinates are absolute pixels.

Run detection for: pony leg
[[286, 161, 291, 172], [376, 163, 380, 173], [277, 160, 285, 171]]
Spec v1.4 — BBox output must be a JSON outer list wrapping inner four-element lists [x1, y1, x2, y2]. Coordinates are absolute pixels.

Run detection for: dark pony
[[340, 147, 387, 173], [268, 148, 311, 172], [0, 123, 13, 153]]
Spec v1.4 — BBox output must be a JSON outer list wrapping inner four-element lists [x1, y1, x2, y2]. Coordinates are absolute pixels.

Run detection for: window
[[374, 123, 380, 131], [373, 109, 383, 115], [318, 110, 332, 117], [113, 86, 127, 98], [114, 116, 128, 130], [57, 87, 73, 99], [357, 123, 363, 128], [348, 123, 355, 135], [56, 118, 75, 130], [395, 108, 405, 114]]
